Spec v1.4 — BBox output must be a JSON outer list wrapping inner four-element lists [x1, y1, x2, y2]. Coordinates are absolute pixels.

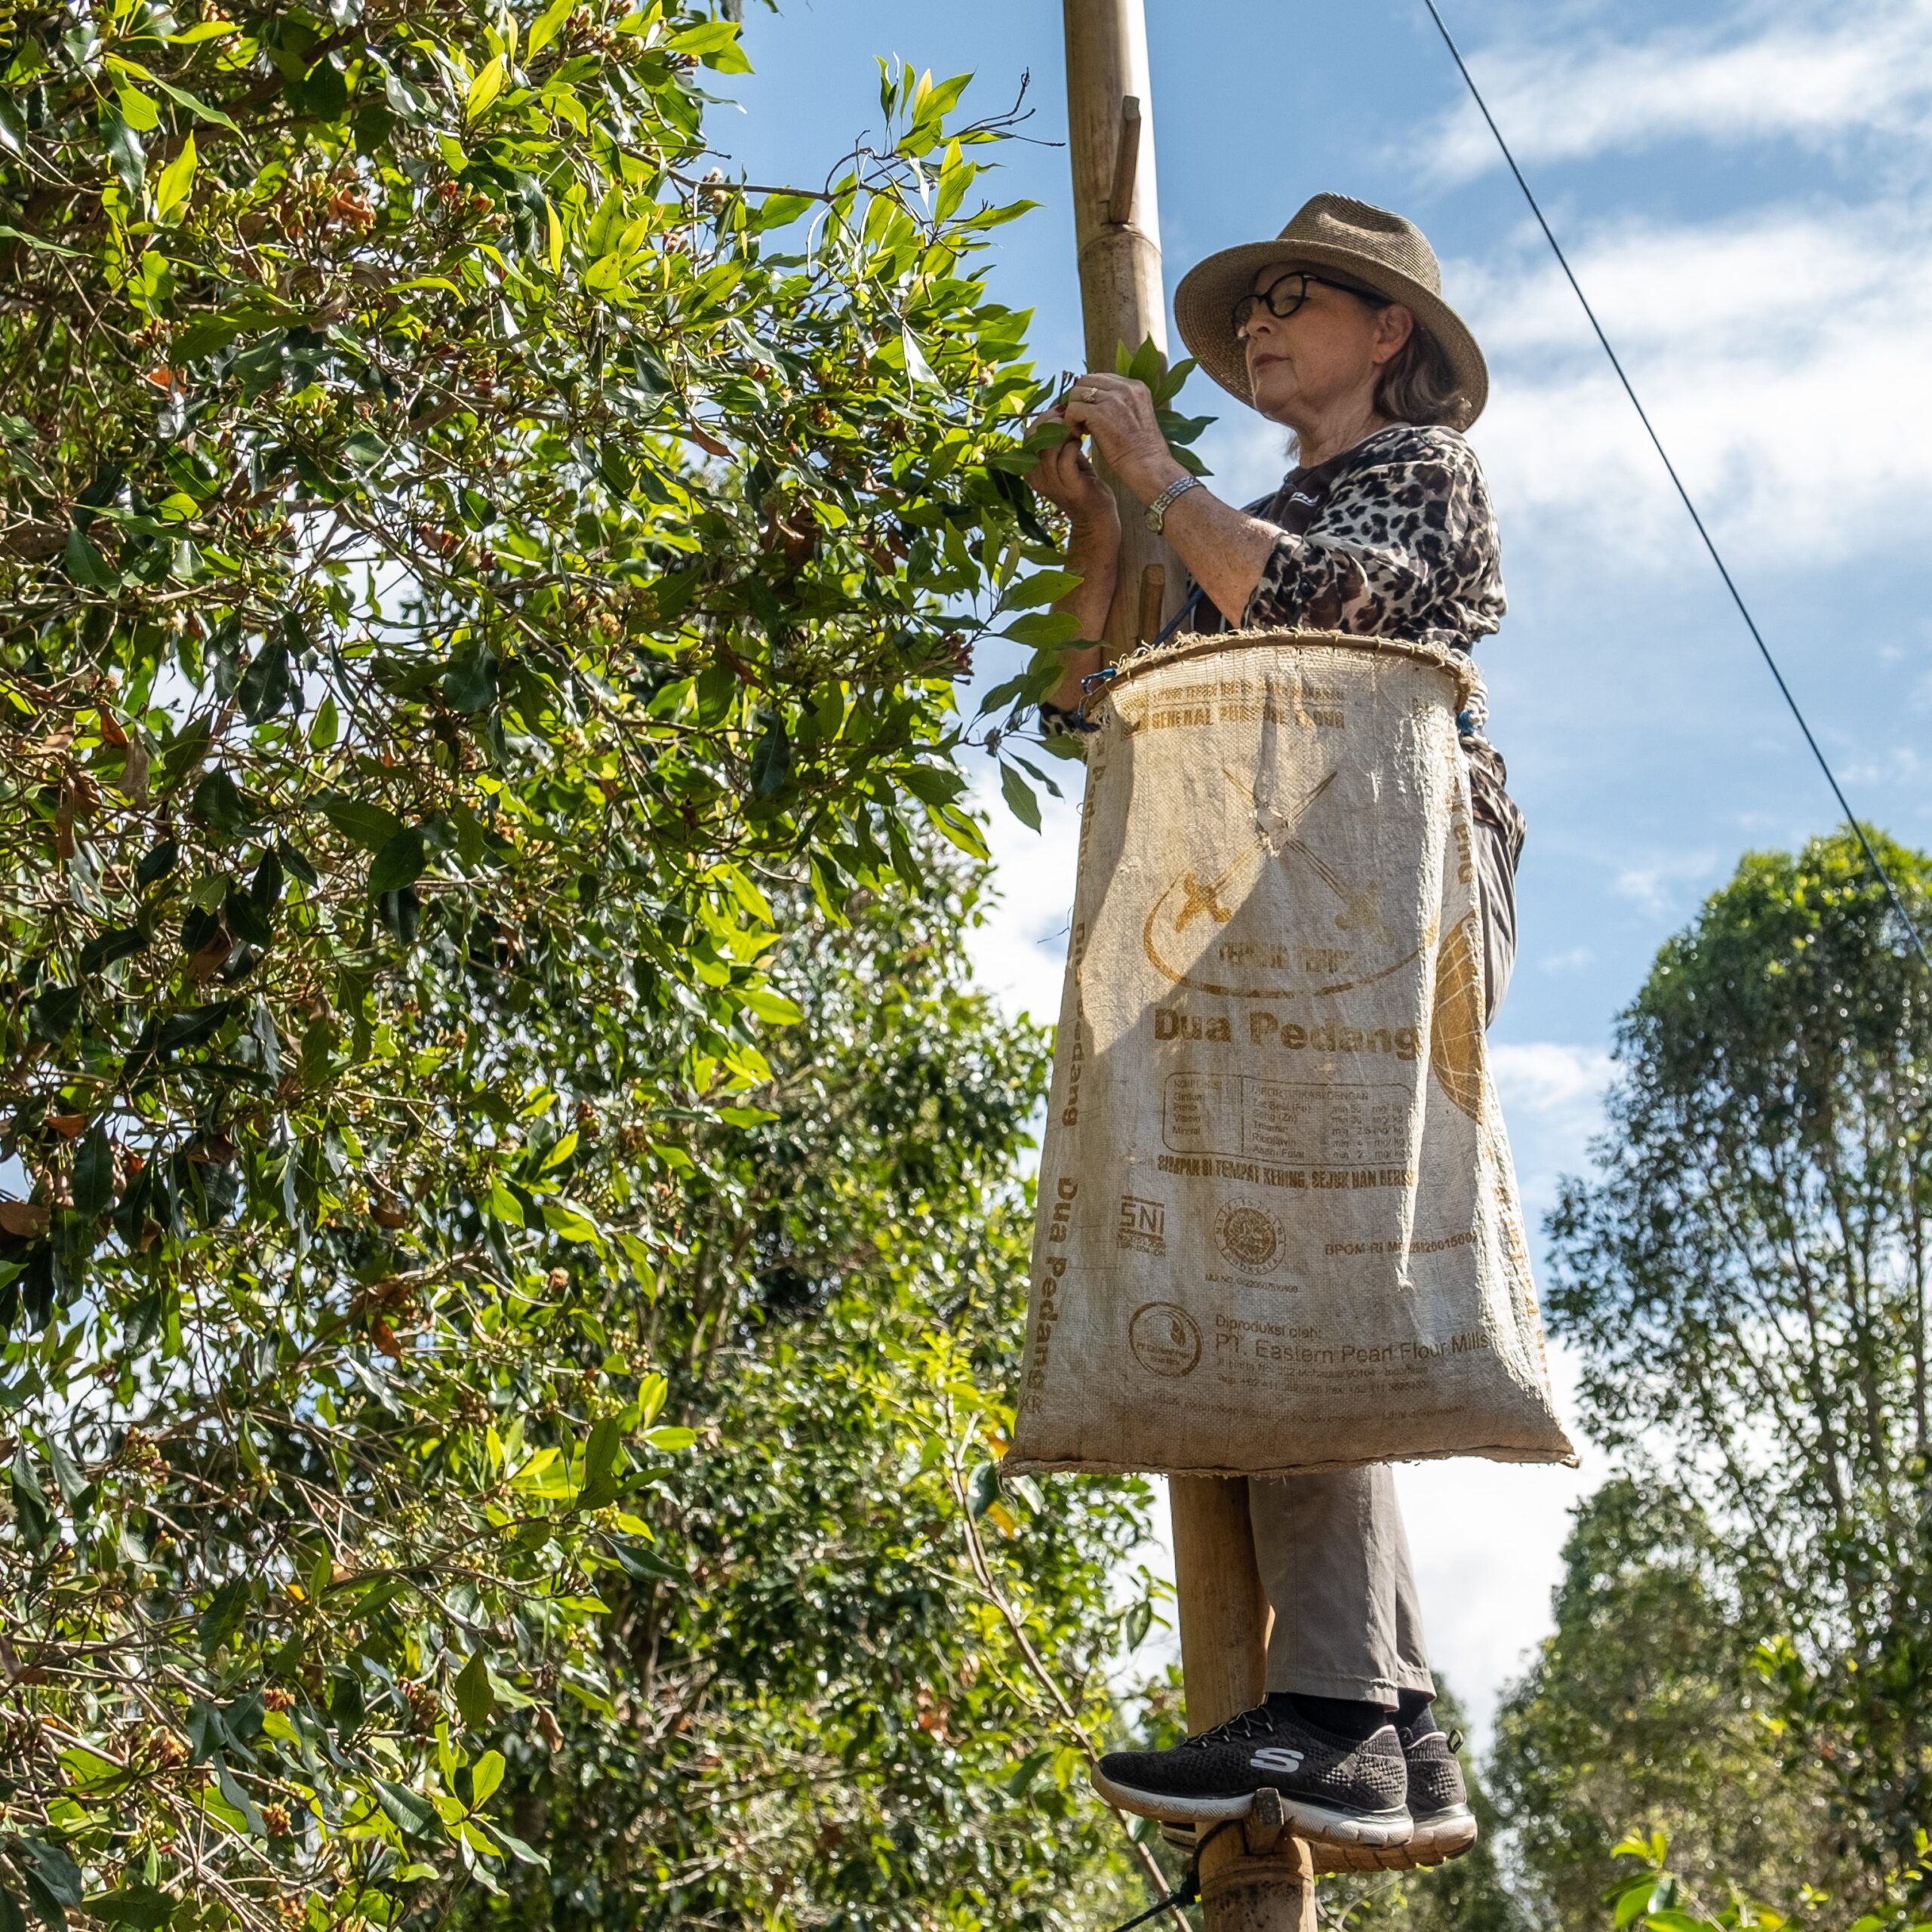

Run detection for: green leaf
[[455, 1648, 496, 1729], [469, 1749, 506, 1809], [11, 1447, 54, 1550], [1002, 569, 1081, 611], [143, 75, 242, 133], [15, 1841, 82, 1910], [577, 1414, 625, 1509], [1003, 610, 1084, 648], [925, 802, 990, 861], [465, 55, 506, 122], [235, 638, 297, 723], [191, 768, 254, 837], [317, 792, 404, 852], [198, 1577, 249, 1657], [368, 826, 428, 896], [442, 647, 497, 712], [63, 525, 120, 590], [152, 131, 198, 220], [0, 226, 85, 259], [999, 761, 1041, 832], [81, 1883, 174, 1930], [1619, 1886, 1661, 1927], [901, 324, 939, 386], [100, 109, 146, 197], [755, 192, 814, 231], [737, 987, 803, 1026], [666, 18, 752, 72], [527, 0, 575, 56], [72, 1128, 114, 1218], [115, 85, 161, 132], [372, 1777, 439, 1836], [78, 925, 146, 976], [542, 1200, 601, 1244], [0, 1884, 23, 1932], [748, 715, 791, 800]]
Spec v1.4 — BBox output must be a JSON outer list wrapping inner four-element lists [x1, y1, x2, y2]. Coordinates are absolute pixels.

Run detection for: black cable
[[1421, 0, 1932, 975], [1102, 1819, 1238, 1932]]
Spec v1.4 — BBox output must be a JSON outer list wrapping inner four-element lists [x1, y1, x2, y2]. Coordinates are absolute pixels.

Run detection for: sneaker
[[1397, 1715, 1477, 1863], [1093, 1700, 1413, 1847], [1152, 1715, 1477, 1872], [1309, 1714, 1478, 1872]]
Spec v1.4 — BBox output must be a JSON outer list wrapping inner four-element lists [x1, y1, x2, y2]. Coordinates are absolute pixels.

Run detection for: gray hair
[[1343, 288, 1465, 427], [1373, 316, 1466, 428]]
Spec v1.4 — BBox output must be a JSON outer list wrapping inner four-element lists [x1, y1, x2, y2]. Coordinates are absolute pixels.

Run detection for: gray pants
[[1246, 777, 1521, 1707]]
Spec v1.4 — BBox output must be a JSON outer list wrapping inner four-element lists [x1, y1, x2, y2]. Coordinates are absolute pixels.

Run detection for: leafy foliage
[[448, 867, 1163, 1928], [1599, 1827, 1795, 1932], [0, 0, 1157, 1922], [1546, 829, 1932, 1906], [1491, 1478, 1840, 1931]]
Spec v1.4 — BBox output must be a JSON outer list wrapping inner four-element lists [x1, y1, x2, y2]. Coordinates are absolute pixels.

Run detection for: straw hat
[[1174, 193, 1487, 429]]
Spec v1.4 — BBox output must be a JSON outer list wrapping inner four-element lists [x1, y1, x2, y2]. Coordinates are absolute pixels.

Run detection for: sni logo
[[1249, 1747, 1304, 1774]]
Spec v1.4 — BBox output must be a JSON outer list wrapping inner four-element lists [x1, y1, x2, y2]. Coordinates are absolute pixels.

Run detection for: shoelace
[[1180, 1702, 1278, 1752]]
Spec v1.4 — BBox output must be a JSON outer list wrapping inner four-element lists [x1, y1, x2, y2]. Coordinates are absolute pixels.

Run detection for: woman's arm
[[1024, 408, 1121, 712], [1060, 376, 1280, 624], [1047, 519, 1119, 709]]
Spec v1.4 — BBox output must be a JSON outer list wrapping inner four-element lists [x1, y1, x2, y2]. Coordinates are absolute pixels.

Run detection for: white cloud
[[1491, 1039, 1614, 1119], [1427, 0, 1932, 179], [959, 761, 1083, 1025], [1451, 195, 1932, 571], [1609, 848, 1720, 918]]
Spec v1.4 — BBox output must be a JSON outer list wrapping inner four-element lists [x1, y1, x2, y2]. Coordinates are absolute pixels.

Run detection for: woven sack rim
[[1096, 626, 1478, 715]]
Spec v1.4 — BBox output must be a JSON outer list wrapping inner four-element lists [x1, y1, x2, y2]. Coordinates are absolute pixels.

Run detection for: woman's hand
[[1060, 374, 1177, 503], [1026, 403, 1120, 533]]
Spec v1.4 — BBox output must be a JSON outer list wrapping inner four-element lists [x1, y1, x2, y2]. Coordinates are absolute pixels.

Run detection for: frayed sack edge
[[1000, 1440, 1580, 1481]]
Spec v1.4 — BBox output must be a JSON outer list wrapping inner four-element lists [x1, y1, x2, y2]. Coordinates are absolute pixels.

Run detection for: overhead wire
[[1420, 0, 1932, 975]]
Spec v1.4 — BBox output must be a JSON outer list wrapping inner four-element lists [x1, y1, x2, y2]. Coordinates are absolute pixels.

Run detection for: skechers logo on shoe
[[1249, 1747, 1305, 1774]]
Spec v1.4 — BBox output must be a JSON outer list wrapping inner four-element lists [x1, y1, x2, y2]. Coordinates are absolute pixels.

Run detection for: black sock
[[1395, 1690, 1435, 1737], [1269, 1691, 1393, 1743]]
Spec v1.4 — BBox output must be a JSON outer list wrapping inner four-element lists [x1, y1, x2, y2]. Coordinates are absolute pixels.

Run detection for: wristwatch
[[1144, 473, 1201, 534]]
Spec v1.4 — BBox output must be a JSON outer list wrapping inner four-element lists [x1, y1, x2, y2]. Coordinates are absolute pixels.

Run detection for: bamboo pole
[[1060, 0, 1182, 654], [1059, 8, 1312, 1927]]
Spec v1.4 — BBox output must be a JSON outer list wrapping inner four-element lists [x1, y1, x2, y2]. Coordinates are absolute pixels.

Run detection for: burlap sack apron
[[1006, 629, 1575, 1478]]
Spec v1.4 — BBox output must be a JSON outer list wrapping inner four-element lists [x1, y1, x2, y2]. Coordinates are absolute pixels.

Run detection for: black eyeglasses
[[1231, 271, 1383, 336]]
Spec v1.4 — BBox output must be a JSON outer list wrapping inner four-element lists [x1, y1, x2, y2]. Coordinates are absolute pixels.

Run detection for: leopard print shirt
[[1190, 423, 1505, 654]]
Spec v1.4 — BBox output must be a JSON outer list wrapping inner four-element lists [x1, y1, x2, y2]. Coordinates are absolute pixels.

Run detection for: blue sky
[[716, 0, 1932, 1736]]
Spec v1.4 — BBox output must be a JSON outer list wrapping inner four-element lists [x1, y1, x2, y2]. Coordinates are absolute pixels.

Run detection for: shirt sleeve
[[1239, 429, 1503, 643]]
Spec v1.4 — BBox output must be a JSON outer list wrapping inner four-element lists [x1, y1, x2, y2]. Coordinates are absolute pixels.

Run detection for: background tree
[[1491, 1477, 1840, 1931], [454, 860, 1164, 1930], [0, 0, 1144, 1923], [1542, 828, 1932, 1911]]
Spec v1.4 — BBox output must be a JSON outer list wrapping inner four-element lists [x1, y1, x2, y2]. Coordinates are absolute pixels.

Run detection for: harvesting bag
[[1006, 629, 1575, 1478]]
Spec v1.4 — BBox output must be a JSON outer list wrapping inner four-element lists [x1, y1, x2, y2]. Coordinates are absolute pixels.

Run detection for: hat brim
[[1174, 239, 1488, 431]]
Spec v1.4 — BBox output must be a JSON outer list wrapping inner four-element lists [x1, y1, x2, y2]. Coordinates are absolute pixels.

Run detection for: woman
[[1026, 195, 1524, 1862]]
